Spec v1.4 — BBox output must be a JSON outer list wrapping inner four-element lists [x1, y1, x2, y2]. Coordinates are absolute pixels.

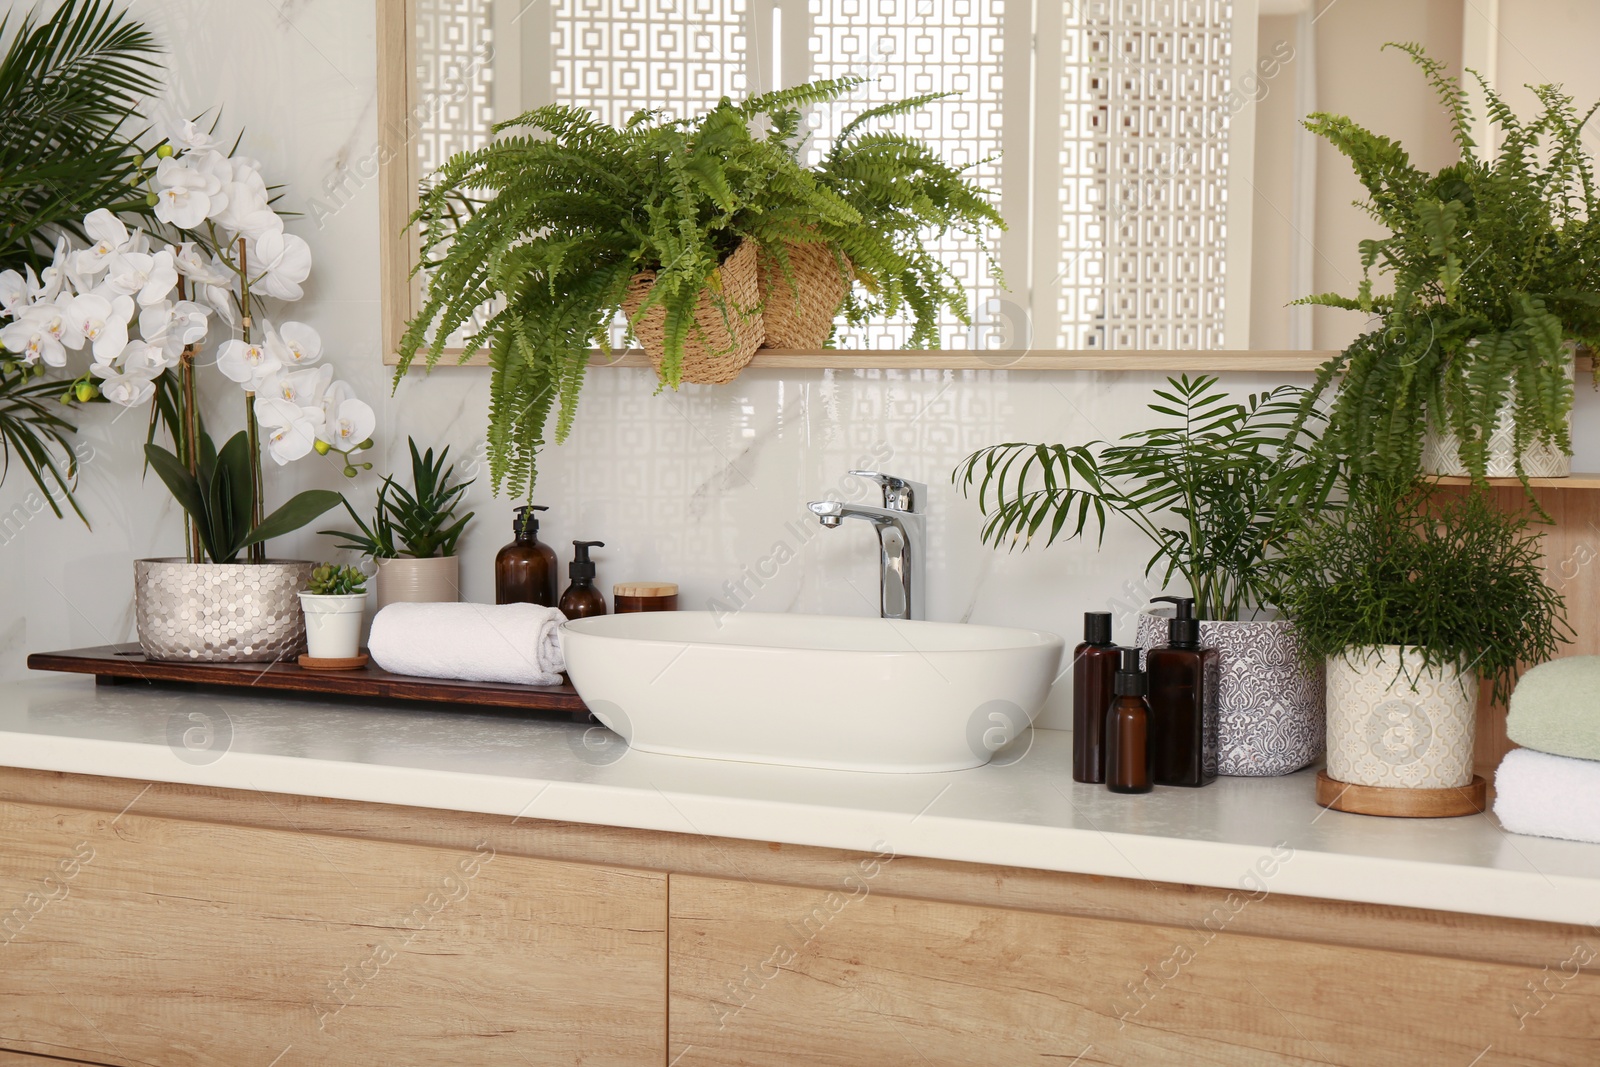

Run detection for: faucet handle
[[850, 470, 926, 513]]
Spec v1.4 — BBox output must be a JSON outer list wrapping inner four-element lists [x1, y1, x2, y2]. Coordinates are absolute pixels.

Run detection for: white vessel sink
[[560, 611, 1063, 772]]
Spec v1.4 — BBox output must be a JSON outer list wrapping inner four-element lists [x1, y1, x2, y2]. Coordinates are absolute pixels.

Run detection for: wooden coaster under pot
[[1315, 770, 1487, 818], [298, 653, 370, 672]]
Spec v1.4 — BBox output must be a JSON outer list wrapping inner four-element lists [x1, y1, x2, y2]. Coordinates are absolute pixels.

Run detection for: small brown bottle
[[558, 540, 607, 619], [1072, 611, 1120, 784], [495, 505, 558, 606], [1106, 647, 1154, 794], [1145, 596, 1220, 788]]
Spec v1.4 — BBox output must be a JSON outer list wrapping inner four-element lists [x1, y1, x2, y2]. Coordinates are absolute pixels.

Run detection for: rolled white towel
[[369, 602, 568, 686], [1494, 747, 1600, 845]]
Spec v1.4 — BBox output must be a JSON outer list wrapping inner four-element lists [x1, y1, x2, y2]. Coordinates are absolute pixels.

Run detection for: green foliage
[[144, 432, 342, 564], [955, 376, 1331, 622], [399, 78, 1003, 498], [307, 563, 366, 596], [0, 358, 83, 521], [322, 437, 474, 559], [0, 0, 161, 269], [1276, 478, 1569, 704], [1297, 42, 1600, 487]]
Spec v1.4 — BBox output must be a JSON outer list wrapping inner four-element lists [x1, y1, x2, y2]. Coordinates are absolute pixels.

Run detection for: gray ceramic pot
[[1136, 609, 1324, 777], [134, 559, 314, 662]]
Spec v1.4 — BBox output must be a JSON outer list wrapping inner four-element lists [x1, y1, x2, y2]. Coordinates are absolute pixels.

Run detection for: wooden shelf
[[388, 348, 1337, 373], [1433, 473, 1600, 489]]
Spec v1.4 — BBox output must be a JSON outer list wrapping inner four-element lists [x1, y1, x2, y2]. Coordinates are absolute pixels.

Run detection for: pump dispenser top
[[512, 505, 549, 539], [1113, 646, 1147, 696], [1152, 595, 1199, 648]]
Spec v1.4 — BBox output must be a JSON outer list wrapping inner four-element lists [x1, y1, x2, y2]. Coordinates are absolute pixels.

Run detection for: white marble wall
[[5, 0, 1600, 732]]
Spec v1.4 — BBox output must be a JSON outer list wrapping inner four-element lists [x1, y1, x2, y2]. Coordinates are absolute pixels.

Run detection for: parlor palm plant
[[1296, 42, 1600, 488]]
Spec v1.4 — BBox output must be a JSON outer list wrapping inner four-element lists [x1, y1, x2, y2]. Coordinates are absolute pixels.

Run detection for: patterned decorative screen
[[1050, 0, 1235, 350], [804, 0, 1009, 350], [552, 0, 753, 126], [414, 0, 497, 174]]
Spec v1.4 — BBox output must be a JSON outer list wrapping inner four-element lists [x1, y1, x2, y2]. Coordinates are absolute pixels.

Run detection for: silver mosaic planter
[[1136, 610, 1324, 777], [134, 559, 314, 663]]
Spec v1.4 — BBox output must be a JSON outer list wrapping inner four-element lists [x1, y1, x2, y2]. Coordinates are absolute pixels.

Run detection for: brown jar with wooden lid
[[613, 582, 678, 613]]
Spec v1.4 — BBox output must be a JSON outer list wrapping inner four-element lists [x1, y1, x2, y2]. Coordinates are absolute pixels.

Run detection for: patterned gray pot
[[1136, 610, 1324, 777], [134, 559, 314, 663]]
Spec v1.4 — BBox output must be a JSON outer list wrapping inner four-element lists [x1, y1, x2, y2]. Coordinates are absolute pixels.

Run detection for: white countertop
[[3, 676, 1599, 927]]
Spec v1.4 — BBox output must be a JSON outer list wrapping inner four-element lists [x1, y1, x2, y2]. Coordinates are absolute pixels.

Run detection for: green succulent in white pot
[[956, 375, 1334, 776]]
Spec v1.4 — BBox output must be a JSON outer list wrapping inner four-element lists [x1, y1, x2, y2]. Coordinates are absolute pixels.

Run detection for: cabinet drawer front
[[0, 801, 665, 1066], [669, 873, 1600, 1066]]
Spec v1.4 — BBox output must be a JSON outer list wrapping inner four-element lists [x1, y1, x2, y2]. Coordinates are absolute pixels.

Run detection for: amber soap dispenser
[[1072, 611, 1120, 784], [1105, 647, 1153, 794], [495, 505, 558, 606], [1145, 595, 1220, 788], [558, 541, 607, 619]]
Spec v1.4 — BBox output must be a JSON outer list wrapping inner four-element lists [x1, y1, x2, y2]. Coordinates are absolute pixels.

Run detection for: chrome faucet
[[807, 471, 927, 621]]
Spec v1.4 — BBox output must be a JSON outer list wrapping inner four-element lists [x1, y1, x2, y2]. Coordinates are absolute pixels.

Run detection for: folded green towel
[[1506, 656, 1600, 761]]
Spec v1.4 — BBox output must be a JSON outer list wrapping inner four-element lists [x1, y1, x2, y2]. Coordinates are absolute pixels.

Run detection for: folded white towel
[[368, 602, 568, 686], [1494, 747, 1600, 845]]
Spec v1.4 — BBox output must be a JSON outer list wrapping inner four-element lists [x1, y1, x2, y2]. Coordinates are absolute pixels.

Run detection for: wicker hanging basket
[[623, 238, 764, 386], [757, 239, 852, 350]]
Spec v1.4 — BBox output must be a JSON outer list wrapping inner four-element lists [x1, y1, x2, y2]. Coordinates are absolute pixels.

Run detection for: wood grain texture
[[27, 644, 590, 714], [0, 768, 1593, 973], [0, 1052, 106, 1066], [668, 873, 1600, 1066], [1316, 771, 1488, 818], [375, 0, 419, 367], [0, 800, 666, 1067]]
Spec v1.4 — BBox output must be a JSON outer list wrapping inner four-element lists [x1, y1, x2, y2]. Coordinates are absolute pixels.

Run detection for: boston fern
[[399, 78, 1002, 499], [1277, 479, 1568, 704], [1297, 42, 1600, 486], [955, 376, 1329, 622]]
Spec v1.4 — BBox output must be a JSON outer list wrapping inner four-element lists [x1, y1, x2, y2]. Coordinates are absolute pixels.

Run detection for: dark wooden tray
[[28, 644, 590, 717]]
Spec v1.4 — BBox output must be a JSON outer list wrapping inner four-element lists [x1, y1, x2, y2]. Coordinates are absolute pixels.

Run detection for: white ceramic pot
[[299, 593, 367, 659], [135, 559, 313, 662], [1136, 611, 1324, 776], [375, 555, 460, 609], [1421, 346, 1574, 478], [1324, 646, 1478, 789]]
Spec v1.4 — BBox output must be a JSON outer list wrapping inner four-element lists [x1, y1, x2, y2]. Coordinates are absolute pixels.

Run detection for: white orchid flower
[[36, 237, 72, 302], [0, 268, 33, 313], [170, 242, 234, 286], [216, 337, 281, 390], [66, 292, 134, 363], [254, 396, 322, 465], [272, 321, 322, 367], [212, 160, 281, 240], [122, 339, 177, 376], [95, 368, 158, 407], [263, 364, 332, 407], [170, 119, 218, 153], [322, 396, 376, 452], [105, 249, 180, 306], [71, 210, 131, 276], [0, 310, 67, 366], [153, 156, 227, 230], [139, 299, 211, 358], [249, 230, 312, 301]]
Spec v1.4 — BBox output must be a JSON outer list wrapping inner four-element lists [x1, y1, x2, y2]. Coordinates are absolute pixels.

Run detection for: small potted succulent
[[957, 375, 1333, 776], [323, 437, 474, 608], [298, 563, 368, 662], [1277, 478, 1569, 809]]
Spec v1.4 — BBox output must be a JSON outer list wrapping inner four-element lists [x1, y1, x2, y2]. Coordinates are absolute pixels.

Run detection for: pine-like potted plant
[[1298, 43, 1600, 488], [956, 376, 1333, 776], [323, 437, 474, 608], [299, 563, 367, 663], [1277, 478, 1569, 815], [398, 78, 1002, 501]]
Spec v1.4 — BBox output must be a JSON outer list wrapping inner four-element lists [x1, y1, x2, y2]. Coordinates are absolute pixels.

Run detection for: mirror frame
[[373, 0, 1333, 373]]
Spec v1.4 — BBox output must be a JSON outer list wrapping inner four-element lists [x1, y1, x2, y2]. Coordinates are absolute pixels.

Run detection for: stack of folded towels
[[1495, 656, 1600, 844]]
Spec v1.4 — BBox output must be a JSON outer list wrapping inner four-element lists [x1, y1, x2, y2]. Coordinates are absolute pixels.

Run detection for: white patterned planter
[[1136, 611, 1323, 777], [1325, 646, 1477, 789], [1421, 346, 1574, 478]]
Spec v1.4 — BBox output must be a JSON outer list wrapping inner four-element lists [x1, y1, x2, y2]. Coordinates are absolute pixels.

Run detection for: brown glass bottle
[[1072, 611, 1120, 784], [495, 505, 558, 606], [1145, 596, 1220, 787], [558, 540, 608, 619], [1105, 647, 1153, 794]]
